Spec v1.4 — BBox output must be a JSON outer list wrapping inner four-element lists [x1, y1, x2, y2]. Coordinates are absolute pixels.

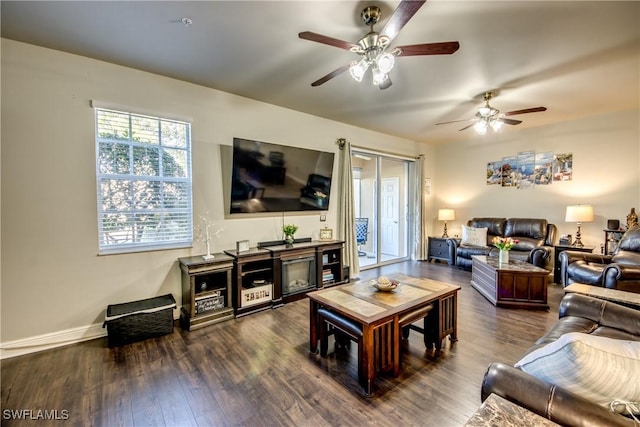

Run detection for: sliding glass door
[[352, 150, 413, 269]]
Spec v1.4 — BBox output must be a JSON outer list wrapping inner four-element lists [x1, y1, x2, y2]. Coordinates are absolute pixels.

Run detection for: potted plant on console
[[283, 224, 298, 246]]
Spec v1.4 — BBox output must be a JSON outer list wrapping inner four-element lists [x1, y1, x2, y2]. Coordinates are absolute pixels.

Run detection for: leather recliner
[[481, 292, 640, 427], [448, 218, 556, 270], [560, 224, 640, 294]]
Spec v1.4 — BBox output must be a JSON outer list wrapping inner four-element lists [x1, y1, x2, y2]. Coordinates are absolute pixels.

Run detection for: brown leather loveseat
[[448, 217, 556, 270], [481, 292, 640, 427]]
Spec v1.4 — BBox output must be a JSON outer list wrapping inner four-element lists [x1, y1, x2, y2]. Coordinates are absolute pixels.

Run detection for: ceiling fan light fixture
[[474, 120, 488, 134], [371, 67, 388, 86], [349, 58, 369, 82], [490, 118, 504, 131], [375, 52, 395, 74]]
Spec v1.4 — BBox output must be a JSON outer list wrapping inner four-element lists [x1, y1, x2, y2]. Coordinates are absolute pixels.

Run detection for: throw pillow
[[515, 332, 640, 415], [461, 225, 488, 247]]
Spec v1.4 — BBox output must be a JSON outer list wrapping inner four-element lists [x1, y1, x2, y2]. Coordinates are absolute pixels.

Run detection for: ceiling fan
[[436, 92, 547, 134], [298, 0, 460, 89]]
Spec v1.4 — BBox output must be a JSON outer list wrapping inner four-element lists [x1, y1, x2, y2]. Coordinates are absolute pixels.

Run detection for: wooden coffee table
[[307, 273, 460, 395], [470, 255, 550, 309]]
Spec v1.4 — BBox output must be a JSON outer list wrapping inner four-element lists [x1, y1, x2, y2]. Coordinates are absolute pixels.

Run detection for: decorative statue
[[627, 208, 638, 229]]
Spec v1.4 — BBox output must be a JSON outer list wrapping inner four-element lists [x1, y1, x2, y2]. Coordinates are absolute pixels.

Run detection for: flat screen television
[[228, 138, 335, 214]]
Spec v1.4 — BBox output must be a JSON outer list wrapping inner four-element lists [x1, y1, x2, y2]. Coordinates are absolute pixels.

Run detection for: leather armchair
[[560, 224, 640, 293]]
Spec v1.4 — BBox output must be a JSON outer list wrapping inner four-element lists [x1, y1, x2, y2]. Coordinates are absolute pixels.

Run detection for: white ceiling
[[2, 1, 639, 144]]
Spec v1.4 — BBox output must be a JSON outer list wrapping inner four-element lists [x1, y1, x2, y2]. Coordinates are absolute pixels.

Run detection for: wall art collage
[[486, 151, 573, 189]]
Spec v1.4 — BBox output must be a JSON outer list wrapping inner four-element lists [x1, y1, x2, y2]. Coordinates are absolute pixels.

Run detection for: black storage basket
[[104, 294, 176, 347]]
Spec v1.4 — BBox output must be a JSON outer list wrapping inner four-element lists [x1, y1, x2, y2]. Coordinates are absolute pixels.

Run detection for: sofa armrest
[[481, 362, 635, 427], [530, 246, 552, 269], [603, 264, 640, 292], [446, 238, 461, 266]]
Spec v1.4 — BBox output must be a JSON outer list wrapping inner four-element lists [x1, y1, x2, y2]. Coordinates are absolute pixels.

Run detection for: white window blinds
[[95, 108, 193, 254]]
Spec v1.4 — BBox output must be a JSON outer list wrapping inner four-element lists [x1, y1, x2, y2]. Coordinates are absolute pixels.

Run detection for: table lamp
[[565, 205, 594, 248], [438, 208, 455, 238]]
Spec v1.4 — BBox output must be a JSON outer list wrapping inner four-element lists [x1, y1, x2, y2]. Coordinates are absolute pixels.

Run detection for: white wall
[[0, 39, 419, 349], [432, 110, 640, 249]]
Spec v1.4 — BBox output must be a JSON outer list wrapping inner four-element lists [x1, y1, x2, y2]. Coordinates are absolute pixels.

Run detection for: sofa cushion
[[505, 218, 547, 250], [515, 332, 640, 415], [461, 225, 488, 247], [469, 218, 506, 239]]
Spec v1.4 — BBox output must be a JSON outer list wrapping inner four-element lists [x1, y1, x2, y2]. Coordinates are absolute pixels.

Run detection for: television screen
[[228, 138, 335, 214]]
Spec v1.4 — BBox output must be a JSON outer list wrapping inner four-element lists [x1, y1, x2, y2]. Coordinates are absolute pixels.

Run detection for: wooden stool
[[395, 303, 435, 374], [317, 307, 365, 385]]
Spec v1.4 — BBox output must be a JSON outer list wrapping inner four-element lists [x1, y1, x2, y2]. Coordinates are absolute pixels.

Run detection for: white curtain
[[413, 155, 428, 260], [337, 138, 359, 279]]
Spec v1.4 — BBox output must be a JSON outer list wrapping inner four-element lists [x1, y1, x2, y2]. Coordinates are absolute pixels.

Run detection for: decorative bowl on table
[[369, 276, 400, 292]]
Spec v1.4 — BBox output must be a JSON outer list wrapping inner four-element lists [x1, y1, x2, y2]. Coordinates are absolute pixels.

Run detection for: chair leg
[[320, 320, 329, 357]]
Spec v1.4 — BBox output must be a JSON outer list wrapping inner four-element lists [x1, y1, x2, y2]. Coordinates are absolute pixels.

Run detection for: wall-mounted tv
[[227, 138, 335, 214]]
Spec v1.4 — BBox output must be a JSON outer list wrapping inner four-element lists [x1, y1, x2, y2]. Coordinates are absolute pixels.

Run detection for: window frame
[[94, 107, 193, 255]]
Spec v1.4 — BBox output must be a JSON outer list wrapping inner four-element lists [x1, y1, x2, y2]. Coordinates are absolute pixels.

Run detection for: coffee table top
[[307, 273, 460, 324], [471, 255, 549, 273], [464, 394, 559, 426], [564, 283, 640, 309]]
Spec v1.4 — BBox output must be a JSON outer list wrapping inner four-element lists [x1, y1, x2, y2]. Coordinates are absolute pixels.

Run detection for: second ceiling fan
[[298, 0, 460, 89], [436, 92, 547, 134]]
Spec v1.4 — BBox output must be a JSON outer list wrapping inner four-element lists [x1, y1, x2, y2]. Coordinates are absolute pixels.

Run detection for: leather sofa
[[481, 292, 640, 427], [560, 224, 640, 294], [448, 217, 556, 270]]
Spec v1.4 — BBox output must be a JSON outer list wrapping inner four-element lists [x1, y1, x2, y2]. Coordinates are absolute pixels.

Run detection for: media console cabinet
[[225, 240, 347, 317]]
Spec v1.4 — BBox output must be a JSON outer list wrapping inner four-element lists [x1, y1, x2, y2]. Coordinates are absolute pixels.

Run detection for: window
[[95, 108, 192, 254]]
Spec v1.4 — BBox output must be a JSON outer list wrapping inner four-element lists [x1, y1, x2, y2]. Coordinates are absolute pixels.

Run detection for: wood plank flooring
[[1, 261, 565, 426]]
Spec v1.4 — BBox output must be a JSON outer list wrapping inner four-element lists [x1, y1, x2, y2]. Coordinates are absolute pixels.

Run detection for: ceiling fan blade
[[459, 123, 475, 131], [379, 77, 392, 90], [435, 118, 473, 125], [502, 118, 523, 126], [310, 63, 351, 87], [298, 31, 356, 51], [380, 0, 426, 43], [503, 106, 547, 116], [395, 41, 460, 57]]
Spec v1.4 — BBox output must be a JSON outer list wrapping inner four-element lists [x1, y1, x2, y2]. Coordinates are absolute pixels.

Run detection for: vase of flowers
[[283, 224, 298, 246], [492, 236, 518, 264]]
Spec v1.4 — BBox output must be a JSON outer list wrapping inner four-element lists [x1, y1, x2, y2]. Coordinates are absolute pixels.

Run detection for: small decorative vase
[[285, 234, 294, 246], [498, 250, 509, 264]]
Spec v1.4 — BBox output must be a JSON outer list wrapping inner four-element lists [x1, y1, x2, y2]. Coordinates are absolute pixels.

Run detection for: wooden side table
[[553, 245, 594, 284], [427, 236, 455, 264]]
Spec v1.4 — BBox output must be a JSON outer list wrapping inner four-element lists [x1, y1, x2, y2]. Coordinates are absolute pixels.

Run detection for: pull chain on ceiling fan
[[298, 0, 460, 89], [436, 92, 547, 134]]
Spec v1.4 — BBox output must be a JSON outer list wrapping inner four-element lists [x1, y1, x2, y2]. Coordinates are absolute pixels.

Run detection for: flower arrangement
[[492, 236, 518, 251]]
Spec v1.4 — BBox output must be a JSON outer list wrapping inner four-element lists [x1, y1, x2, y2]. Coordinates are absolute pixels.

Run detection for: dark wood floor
[[1, 261, 565, 426]]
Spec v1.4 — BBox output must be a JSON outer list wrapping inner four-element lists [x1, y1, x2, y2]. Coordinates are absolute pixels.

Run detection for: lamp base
[[441, 222, 449, 239], [571, 223, 584, 248]]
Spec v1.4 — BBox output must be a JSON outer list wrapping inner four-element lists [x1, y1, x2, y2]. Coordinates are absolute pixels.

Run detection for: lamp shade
[[438, 208, 456, 221], [565, 205, 594, 222]]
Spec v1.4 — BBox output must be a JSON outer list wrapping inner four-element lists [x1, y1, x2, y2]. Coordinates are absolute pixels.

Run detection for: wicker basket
[[104, 294, 176, 347]]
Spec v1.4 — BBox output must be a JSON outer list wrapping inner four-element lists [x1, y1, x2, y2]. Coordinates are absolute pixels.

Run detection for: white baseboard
[[0, 308, 182, 359]]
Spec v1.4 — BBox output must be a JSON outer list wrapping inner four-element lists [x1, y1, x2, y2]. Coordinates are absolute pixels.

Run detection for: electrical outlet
[[320, 214, 326, 222]]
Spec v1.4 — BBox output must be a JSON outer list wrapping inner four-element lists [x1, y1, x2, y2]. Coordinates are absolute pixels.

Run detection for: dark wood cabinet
[[427, 236, 455, 264], [225, 247, 276, 318], [178, 254, 235, 330], [553, 245, 594, 284], [225, 240, 346, 316]]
